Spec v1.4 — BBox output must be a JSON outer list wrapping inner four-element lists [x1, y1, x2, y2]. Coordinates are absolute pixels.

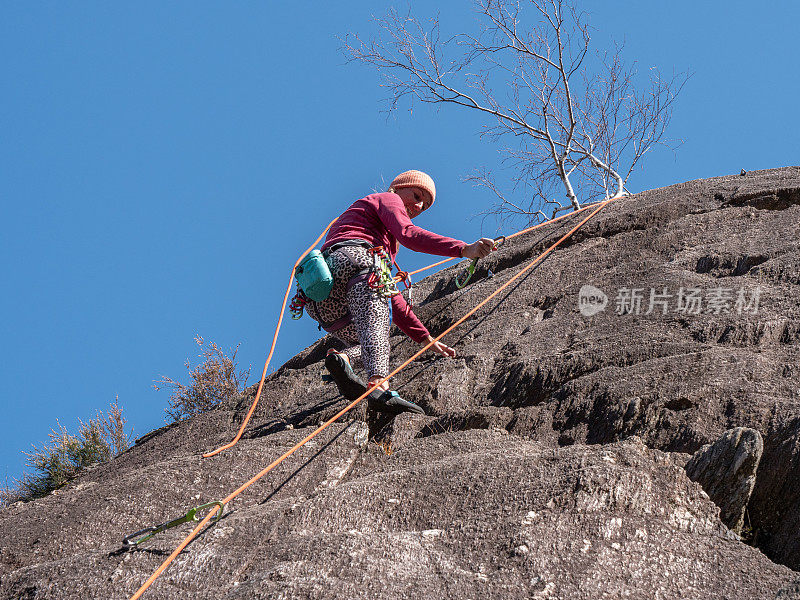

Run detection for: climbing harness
[[289, 241, 409, 323], [290, 240, 370, 321], [122, 501, 225, 548], [454, 236, 506, 289], [128, 200, 615, 600]]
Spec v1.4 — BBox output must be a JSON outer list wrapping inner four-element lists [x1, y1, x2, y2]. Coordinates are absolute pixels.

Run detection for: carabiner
[[394, 270, 413, 304], [122, 501, 225, 548], [455, 260, 478, 289], [454, 236, 505, 289]]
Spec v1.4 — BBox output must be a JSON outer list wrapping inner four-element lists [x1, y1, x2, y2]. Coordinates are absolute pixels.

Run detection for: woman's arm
[[422, 334, 456, 357], [390, 293, 429, 343], [391, 295, 457, 357], [377, 193, 466, 257]]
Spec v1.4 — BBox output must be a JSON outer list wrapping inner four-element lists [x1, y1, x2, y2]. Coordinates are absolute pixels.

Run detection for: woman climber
[[304, 170, 495, 415]]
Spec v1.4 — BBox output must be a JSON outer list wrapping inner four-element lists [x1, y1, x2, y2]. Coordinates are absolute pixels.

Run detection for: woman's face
[[396, 186, 432, 219]]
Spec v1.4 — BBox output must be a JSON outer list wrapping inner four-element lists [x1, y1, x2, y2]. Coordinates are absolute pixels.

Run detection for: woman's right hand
[[423, 335, 456, 358], [461, 238, 496, 259]]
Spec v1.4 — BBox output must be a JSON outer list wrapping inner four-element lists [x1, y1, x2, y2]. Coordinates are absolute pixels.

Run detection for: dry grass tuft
[[154, 335, 250, 423], [375, 440, 393, 456], [0, 401, 132, 507]]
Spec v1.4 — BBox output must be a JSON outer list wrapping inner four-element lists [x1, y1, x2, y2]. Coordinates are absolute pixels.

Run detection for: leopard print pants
[[305, 246, 391, 378]]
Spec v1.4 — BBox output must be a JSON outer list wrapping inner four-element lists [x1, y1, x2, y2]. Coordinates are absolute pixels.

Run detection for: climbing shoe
[[368, 390, 425, 416], [324, 352, 367, 400]]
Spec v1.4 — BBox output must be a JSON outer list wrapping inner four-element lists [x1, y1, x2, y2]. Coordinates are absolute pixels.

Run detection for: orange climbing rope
[[399, 202, 595, 280], [207, 203, 598, 459], [128, 198, 616, 600], [203, 217, 338, 458]]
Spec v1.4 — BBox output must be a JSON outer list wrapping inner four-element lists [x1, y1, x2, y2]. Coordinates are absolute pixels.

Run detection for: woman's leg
[[306, 245, 392, 391], [328, 345, 387, 392], [325, 251, 423, 414], [346, 276, 392, 390]]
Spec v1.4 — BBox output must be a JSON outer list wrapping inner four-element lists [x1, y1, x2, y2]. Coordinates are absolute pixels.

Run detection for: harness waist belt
[[322, 239, 373, 258]]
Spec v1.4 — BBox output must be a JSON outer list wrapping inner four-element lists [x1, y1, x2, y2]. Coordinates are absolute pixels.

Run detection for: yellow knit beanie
[[389, 170, 436, 208]]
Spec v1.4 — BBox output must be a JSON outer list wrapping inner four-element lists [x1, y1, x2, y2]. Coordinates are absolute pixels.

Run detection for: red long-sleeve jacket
[[321, 192, 466, 342]]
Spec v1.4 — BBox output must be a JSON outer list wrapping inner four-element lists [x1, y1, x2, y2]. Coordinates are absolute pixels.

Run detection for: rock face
[[777, 579, 800, 600], [685, 427, 763, 533], [1, 167, 799, 598]]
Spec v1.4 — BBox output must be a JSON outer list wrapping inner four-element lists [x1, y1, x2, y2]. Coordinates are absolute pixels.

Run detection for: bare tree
[[344, 0, 688, 223]]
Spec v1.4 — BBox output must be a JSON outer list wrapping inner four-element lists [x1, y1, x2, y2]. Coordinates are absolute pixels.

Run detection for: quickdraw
[[367, 247, 401, 297], [455, 236, 506, 289], [289, 287, 309, 320], [394, 269, 412, 305], [122, 501, 225, 548]]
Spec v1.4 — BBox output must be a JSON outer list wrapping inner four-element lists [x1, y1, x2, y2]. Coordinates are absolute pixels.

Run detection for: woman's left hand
[[424, 335, 456, 358]]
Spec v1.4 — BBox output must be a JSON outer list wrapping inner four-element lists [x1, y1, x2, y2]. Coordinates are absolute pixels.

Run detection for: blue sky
[[2, 1, 798, 483]]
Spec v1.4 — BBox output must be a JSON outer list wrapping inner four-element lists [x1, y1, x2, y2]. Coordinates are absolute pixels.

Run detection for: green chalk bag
[[295, 249, 334, 301]]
